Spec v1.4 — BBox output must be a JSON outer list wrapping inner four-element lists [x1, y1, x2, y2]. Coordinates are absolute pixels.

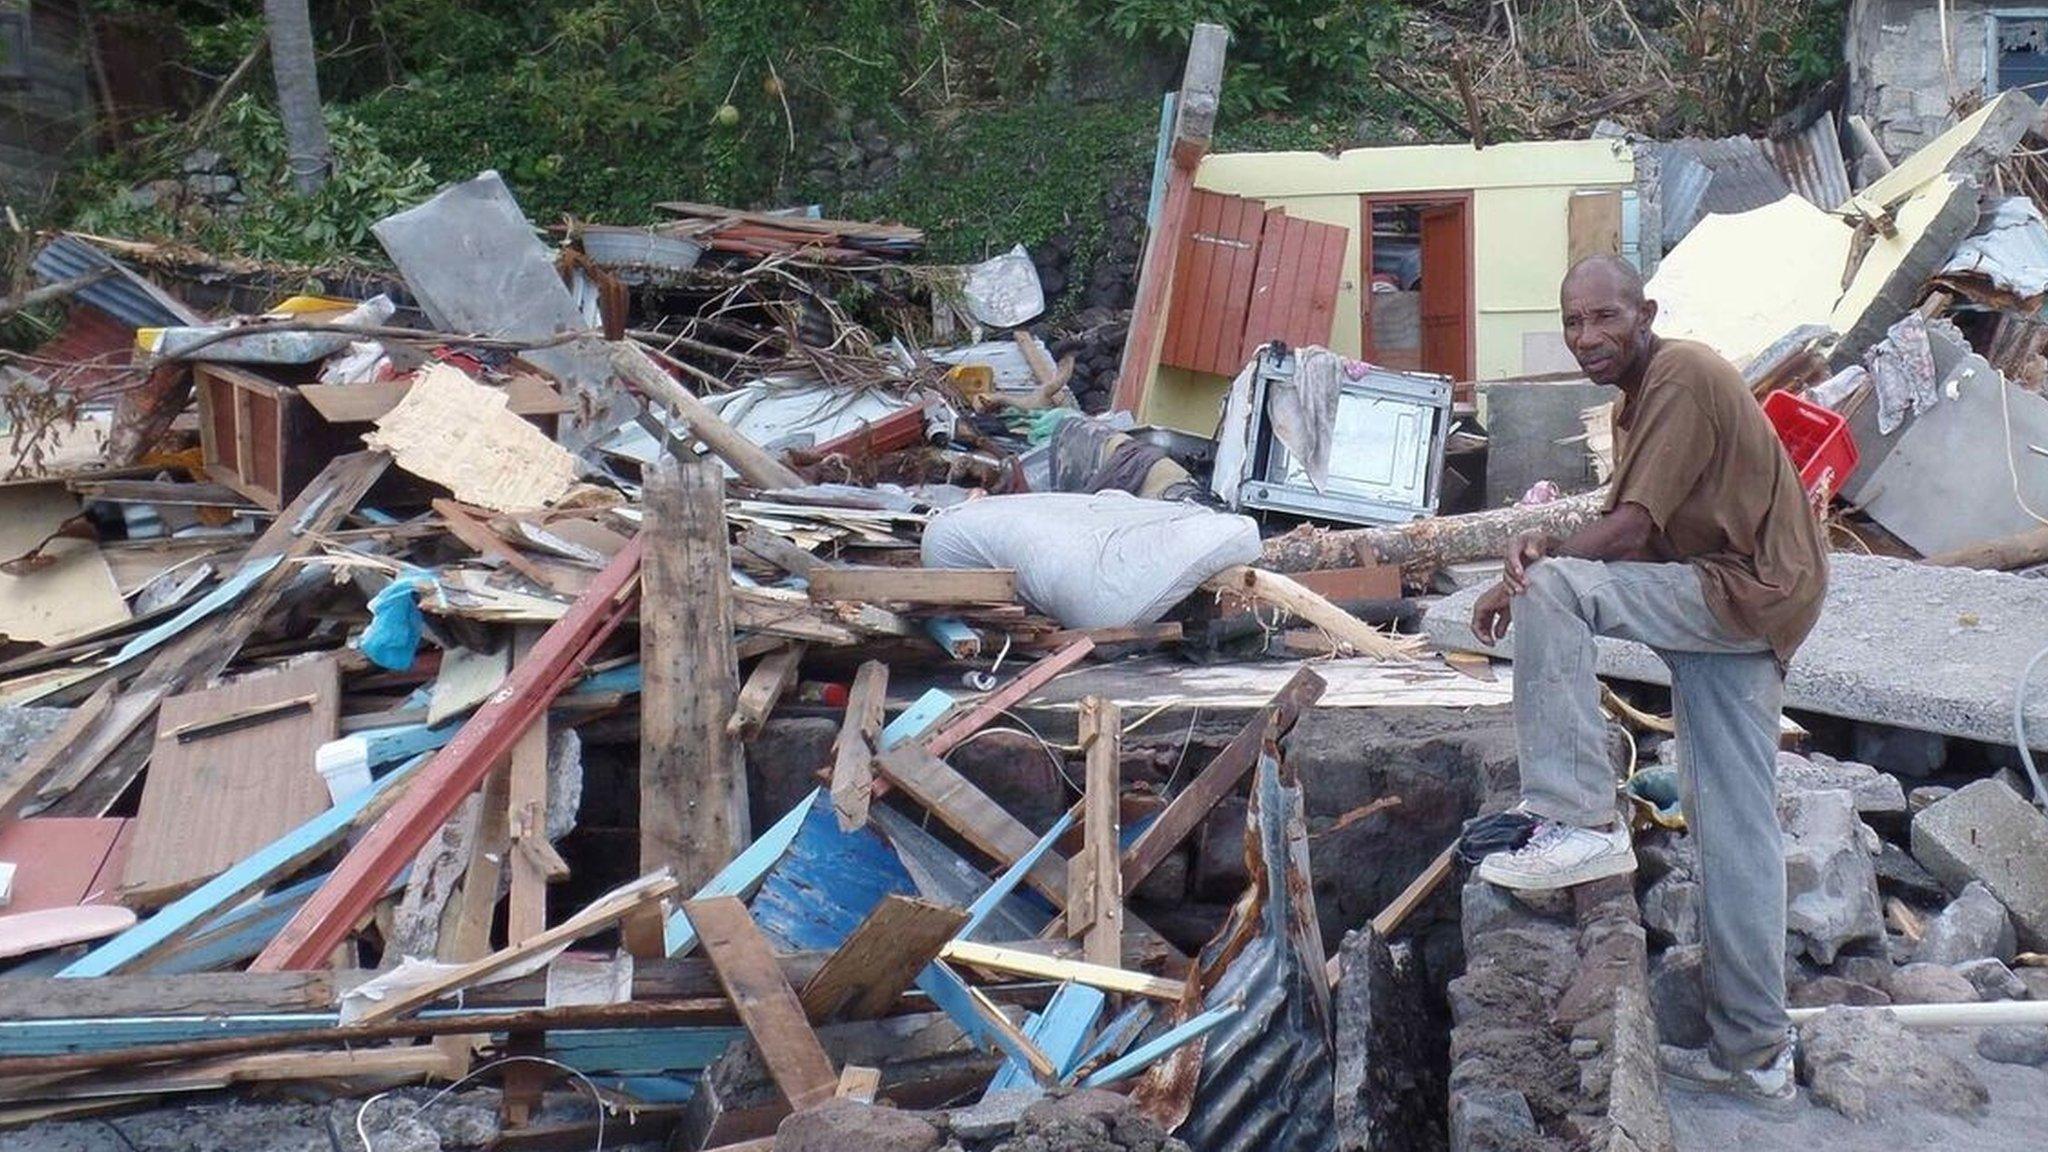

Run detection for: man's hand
[[1501, 531, 1551, 595], [1471, 581, 1514, 646]]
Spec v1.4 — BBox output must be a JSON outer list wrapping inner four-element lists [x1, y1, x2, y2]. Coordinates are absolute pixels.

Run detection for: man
[[1469, 255, 1827, 1105]]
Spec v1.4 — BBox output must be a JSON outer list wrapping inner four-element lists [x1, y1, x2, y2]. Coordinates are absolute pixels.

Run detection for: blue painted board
[[662, 789, 820, 957]]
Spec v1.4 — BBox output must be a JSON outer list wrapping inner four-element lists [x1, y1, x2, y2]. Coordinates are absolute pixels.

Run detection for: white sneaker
[[1475, 819, 1637, 891], [1660, 1034, 1799, 1111]]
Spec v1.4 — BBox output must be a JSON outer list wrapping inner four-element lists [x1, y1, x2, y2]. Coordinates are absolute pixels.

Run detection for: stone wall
[[1846, 0, 1995, 166]]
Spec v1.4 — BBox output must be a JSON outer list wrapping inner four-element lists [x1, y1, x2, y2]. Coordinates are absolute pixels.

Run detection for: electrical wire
[[2014, 640, 2048, 812], [355, 1056, 610, 1152], [1999, 366, 2048, 528]]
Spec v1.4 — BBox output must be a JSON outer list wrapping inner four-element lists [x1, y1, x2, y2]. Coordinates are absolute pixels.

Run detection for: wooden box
[[196, 363, 569, 510]]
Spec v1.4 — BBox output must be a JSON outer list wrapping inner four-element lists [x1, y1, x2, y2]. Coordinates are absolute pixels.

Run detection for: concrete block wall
[[1847, 0, 1994, 164]]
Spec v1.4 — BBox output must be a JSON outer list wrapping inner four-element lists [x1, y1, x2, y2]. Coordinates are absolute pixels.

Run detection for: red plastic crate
[[1761, 390, 1858, 506]]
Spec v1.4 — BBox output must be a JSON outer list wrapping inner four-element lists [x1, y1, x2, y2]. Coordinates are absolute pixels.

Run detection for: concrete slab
[[1423, 553, 2048, 749], [1670, 1030, 2048, 1151], [1912, 779, 2048, 949], [1477, 379, 1611, 508]]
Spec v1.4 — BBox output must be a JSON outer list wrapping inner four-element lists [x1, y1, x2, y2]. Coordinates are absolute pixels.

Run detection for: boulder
[[776, 1099, 943, 1152], [1647, 944, 1709, 1048], [1448, 1086, 1539, 1152], [1954, 957, 2028, 1001], [1911, 779, 2048, 949], [1781, 789, 1886, 965], [1977, 1026, 2048, 1067], [1789, 975, 1892, 1008], [1776, 751, 1907, 815], [1797, 1006, 1989, 1121], [1884, 962, 1979, 1005], [1914, 881, 2018, 965], [1639, 872, 1700, 948], [1874, 841, 1949, 906]]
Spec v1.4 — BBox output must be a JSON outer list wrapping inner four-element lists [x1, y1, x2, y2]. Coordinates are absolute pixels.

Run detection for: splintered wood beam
[[797, 895, 967, 1023], [507, 717, 558, 945], [806, 567, 1016, 606], [727, 643, 805, 740], [641, 455, 747, 893], [1068, 697, 1123, 968], [1121, 666, 1325, 890], [250, 535, 644, 972], [874, 745, 1069, 905], [828, 661, 889, 831], [921, 638, 1094, 757], [940, 939, 1185, 1001], [686, 895, 838, 1112], [609, 343, 805, 491], [1201, 566, 1417, 660]]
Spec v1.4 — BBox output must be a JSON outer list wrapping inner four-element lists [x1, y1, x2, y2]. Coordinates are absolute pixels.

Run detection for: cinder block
[[1911, 779, 2048, 950]]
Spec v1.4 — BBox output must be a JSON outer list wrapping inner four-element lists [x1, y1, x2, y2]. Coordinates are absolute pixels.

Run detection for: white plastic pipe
[[1787, 1000, 2048, 1028]]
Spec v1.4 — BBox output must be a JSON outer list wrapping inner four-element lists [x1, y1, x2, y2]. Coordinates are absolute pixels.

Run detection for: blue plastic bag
[[358, 572, 435, 671]]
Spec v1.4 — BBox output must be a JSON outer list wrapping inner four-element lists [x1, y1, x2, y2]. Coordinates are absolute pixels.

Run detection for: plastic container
[[1762, 390, 1859, 504]]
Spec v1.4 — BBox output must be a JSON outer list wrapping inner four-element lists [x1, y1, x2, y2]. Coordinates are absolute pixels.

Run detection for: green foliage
[[67, 96, 434, 264], [1099, 0, 1404, 113]]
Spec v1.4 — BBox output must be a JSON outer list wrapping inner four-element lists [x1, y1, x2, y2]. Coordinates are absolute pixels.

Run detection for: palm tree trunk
[[263, 0, 330, 195]]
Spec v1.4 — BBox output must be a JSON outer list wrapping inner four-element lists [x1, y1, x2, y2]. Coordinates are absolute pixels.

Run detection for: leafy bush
[[1100, 0, 1405, 112]]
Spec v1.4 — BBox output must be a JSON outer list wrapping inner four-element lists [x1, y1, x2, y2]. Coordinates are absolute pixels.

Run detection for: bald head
[[1561, 254, 1647, 307], [1559, 255, 1658, 389]]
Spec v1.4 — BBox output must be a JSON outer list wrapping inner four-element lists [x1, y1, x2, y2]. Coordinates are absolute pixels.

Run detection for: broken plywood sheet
[[120, 657, 341, 906], [0, 484, 130, 645], [428, 643, 511, 725], [1646, 195, 1854, 368], [364, 365, 578, 513], [0, 817, 132, 912]]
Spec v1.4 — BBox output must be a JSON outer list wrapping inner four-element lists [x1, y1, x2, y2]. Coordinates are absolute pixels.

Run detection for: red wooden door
[[1418, 202, 1472, 380]]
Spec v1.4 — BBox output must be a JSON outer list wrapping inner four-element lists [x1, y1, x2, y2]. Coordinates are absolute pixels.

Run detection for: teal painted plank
[[105, 555, 282, 668], [879, 688, 953, 750], [1071, 1001, 1154, 1076], [1080, 1001, 1243, 1088], [662, 789, 821, 957], [149, 873, 327, 975], [546, 1027, 743, 1075], [923, 618, 979, 659], [987, 982, 1104, 1094], [959, 811, 1073, 942], [914, 959, 1052, 1079], [0, 1013, 333, 1055], [59, 753, 432, 978]]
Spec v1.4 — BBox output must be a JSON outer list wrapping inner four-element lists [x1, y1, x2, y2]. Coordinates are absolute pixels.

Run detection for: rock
[[948, 1090, 1033, 1142], [1954, 957, 2028, 1001], [184, 173, 237, 198], [1647, 944, 1709, 1048], [1874, 841, 1950, 905], [1797, 1006, 1989, 1121], [1000, 1088, 1186, 1152], [1908, 785, 1955, 813], [1977, 1026, 2048, 1067], [2021, 967, 2048, 1000], [1884, 962, 1979, 1004], [1829, 951, 1894, 988], [1448, 1086, 1537, 1152], [777, 1099, 943, 1152], [182, 147, 225, 173], [1334, 927, 1446, 1152], [350, 1097, 444, 1152], [1912, 779, 2048, 948], [1634, 829, 1695, 884], [1606, 983, 1675, 1152], [1776, 751, 1907, 814], [1914, 880, 2019, 965], [1552, 920, 1645, 1027], [1781, 789, 1886, 965], [1639, 872, 1700, 947], [1790, 974, 1892, 1008], [1461, 876, 1531, 950]]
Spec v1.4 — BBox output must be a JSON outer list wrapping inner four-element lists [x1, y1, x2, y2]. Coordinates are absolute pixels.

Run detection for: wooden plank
[[874, 745, 1068, 905], [1201, 566, 1418, 660], [41, 452, 392, 819], [1202, 194, 1269, 375], [1120, 666, 1325, 891], [1295, 216, 1351, 349], [685, 895, 837, 1111], [251, 536, 643, 972], [297, 375, 567, 424], [442, 759, 513, 962], [828, 661, 888, 832], [507, 718, 554, 945], [939, 939, 1184, 1001], [1240, 205, 1291, 360], [987, 982, 1105, 1092], [797, 895, 968, 1023], [120, 657, 340, 906], [735, 529, 822, 578], [433, 498, 571, 595], [807, 567, 1016, 605], [0, 906, 136, 960], [1567, 190, 1623, 265], [609, 344, 805, 491], [357, 873, 679, 1025], [727, 643, 805, 740], [1160, 188, 1223, 371], [1068, 698, 1122, 968], [641, 455, 747, 891], [60, 755, 431, 978], [835, 1065, 881, 1102], [922, 638, 1094, 758], [662, 791, 819, 958], [1266, 215, 1310, 349]]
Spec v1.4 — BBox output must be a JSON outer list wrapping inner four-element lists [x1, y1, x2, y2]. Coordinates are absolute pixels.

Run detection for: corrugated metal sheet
[[1173, 749, 1336, 1152], [1938, 195, 2048, 303], [1762, 112, 1853, 214], [32, 234, 196, 328], [1684, 136, 1793, 217], [1658, 146, 1713, 250]]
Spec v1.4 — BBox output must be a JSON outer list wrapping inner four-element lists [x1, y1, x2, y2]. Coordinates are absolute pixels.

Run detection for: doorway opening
[[1362, 195, 1474, 381]]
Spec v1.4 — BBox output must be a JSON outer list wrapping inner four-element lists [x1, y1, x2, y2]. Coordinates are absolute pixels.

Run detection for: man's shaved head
[[1561, 254, 1647, 307], [1559, 254, 1658, 389]]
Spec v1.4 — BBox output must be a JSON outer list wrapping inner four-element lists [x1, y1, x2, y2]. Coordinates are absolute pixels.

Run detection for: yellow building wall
[[1137, 139, 1634, 433]]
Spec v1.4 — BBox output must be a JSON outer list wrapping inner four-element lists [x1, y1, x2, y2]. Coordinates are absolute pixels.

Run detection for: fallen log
[[1922, 525, 2048, 571], [1257, 489, 1608, 577]]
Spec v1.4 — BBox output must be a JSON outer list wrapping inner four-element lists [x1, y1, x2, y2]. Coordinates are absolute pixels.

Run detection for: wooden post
[[829, 661, 889, 831], [1109, 22, 1227, 417], [506, 717, 556, 945], [1070, 697, 1123, 968], [642, 454, 748, 892]]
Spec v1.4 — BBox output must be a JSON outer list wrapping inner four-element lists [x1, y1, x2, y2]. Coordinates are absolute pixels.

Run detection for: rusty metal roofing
[[1762, 112, 1853, 214], [1173, 749, 1336, 1152]]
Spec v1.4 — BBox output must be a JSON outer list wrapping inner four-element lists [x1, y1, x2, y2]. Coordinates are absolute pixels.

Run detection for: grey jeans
[[1510, 557, 1790, 1069]]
